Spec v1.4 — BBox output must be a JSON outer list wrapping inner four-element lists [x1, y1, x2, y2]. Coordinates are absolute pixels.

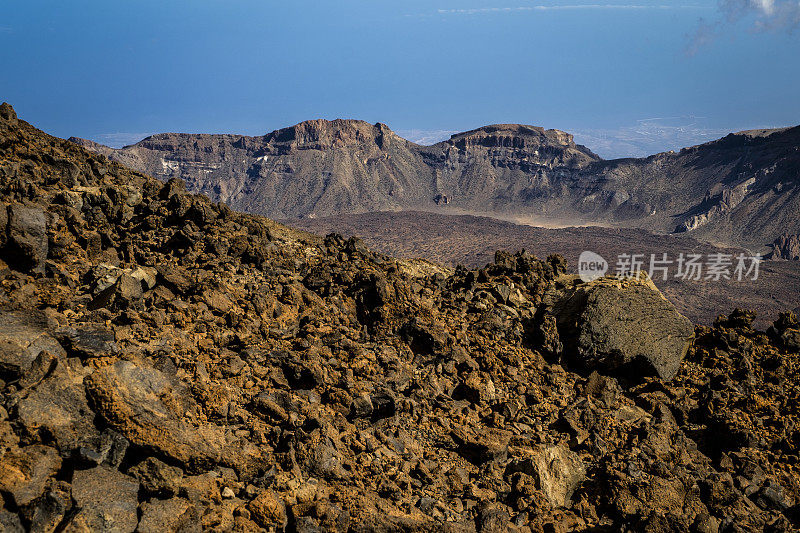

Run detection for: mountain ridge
[[69, 115, 800, 251]]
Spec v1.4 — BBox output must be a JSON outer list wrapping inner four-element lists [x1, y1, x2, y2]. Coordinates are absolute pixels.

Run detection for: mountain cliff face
[[71, 121, 800, 251], [70, 121, 599, 220]]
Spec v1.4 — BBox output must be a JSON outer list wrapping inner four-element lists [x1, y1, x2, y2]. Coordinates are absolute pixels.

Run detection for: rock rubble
[[0, 103, 798, 531]]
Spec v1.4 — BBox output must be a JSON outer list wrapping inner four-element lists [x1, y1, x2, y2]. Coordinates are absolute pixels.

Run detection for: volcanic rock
[[15, 358, 98, 453], [506, 444, 586, 508], [85, 360, 254, 474], [67, 466, 139, 532], [4, 204, 48, 273], [550, 273, 694, 380], [0, 310, 64, 379], [0, 444, 61, 507]]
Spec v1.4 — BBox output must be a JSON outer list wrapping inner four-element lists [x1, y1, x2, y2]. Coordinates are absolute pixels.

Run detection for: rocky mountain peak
[[266, 118, 402, 150], [444, 123, 600, 167], [440, 124, 600, 168], [448, 123, 572, 145]]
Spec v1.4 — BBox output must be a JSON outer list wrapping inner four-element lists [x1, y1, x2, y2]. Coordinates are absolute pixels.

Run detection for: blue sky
[[1, 0, 799, 158]]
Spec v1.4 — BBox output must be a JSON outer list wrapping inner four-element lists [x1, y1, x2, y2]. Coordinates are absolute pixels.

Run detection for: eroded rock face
[[770, 233, 800, 260], [550, 274, 695, 380]]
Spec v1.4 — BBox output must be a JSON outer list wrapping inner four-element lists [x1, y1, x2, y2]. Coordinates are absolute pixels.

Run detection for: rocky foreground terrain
[[292, 211, 800, 329], [72, 119, 800, 252], [1, 102, 799, 532]]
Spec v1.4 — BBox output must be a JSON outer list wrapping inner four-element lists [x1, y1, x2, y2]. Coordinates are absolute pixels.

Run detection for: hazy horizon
[[73, 116, 784, 161]]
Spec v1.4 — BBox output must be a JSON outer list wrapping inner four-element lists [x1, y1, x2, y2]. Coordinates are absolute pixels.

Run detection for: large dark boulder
[[549, 274, 694, 380], [4, 204, 48, 273]]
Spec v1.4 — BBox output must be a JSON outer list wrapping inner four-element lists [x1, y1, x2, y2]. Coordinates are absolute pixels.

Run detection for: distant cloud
[[93, 132, 155, 148], [437, 4, 709, 15], [396, 129, 459, 145], [687, 0, 800, 54], [686, 18, 718, 56]]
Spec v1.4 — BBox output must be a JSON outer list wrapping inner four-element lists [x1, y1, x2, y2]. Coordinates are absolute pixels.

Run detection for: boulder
[[476, 503, 510, 533], [89, 273, 144, 310], [56, 326, 118, 359], [507, 444, 586, 508], [0, 310, 65, 380], [549, 274, 694, 380], [248, 489, 288, 529], [128, 457, 184, 497], [0, 102, 17, 123], [136, 498, 198, 533], [75, 429, 130, 469], [0, 511, 24, 533], [66, 466, 139, 532], [85, 361, 219, 470], [15, 358, 98, 453], [24, 481, 72, 533], [85, 361, 264, 475], [5, 204, 48, 272], [0, 445, 62, 507]]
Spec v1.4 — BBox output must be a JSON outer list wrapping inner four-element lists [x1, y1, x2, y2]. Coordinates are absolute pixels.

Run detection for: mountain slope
[[570, 126, 800, 249]]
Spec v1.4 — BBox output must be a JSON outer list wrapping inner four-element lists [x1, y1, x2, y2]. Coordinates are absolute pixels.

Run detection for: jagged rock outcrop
[[770, 234, 800, 260], [2, 103, 799, 531]]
